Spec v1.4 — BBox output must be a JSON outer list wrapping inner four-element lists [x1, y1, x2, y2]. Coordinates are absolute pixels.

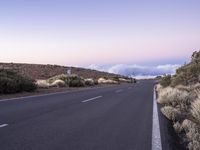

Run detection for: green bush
[[170, 51, 200, 87], [68, 75, 85, 87], [0, 69, 37, 94], [47, 74, 86, 87], [84, 79, 95, 86], [160, 75, 171, 87], [112, 76, 120, 82], [170, 74, 185, 87]]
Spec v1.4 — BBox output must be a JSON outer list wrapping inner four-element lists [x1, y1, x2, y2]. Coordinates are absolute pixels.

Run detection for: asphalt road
[[0, 80, 157, 150]]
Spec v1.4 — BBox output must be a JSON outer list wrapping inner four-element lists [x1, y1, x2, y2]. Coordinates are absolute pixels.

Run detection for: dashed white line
[[152, 86, 162, 150], [115, 89, 123, 93], [0, 124, 8, 128], [82, 96, 102, 103]]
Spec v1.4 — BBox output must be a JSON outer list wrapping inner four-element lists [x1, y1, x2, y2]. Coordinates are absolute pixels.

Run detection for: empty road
[[0, 80, 163, 150]]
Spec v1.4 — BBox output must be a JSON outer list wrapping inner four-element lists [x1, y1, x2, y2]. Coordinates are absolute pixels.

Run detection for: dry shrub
[[173, 121, 182, 133], [47, 74, 69, 84], [37, 79, 66, 88], [160, 75, 171, 87], [157, 87, 190, 108], [158, 84, 200, 150], [157, 86, 175, 104], [176, 84, 191, 92], [161, 106, 181, 121], [176, 83, 200, 92], [68, 75, 85, 87], [36, 80, 50, 88], [156, 84, 163, 93], [50, 79, 66, 87], [181, 119, 190, 130], [48, 74, 85, 87], [98, 78, 118, 84], [182, 120, 200, 150], [192, 83, 200, 90], [191, 99, 200, 124], [84, 78, 95, 86], [0, 69, 37, 93], [118, 78, 132, 83]]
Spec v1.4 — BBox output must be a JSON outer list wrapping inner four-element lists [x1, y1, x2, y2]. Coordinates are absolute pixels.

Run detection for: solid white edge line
[[152, 86, 162, 150], [0, 124, 8, 128], [82, 96, 102, 103]]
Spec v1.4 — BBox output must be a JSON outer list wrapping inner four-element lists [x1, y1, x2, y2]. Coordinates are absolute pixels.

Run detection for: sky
[[0, 0, 200, 77]]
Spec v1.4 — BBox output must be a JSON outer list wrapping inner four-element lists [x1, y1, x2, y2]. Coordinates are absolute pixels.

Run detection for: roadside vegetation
[[0, 65, 135, 95], [0, 69, 37, 94], [36, 74, 134, 88], [157, 51, 200, 150]]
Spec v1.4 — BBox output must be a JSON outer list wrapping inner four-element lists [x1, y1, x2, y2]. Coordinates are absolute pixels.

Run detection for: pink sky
[[0, 0, 200, 66]]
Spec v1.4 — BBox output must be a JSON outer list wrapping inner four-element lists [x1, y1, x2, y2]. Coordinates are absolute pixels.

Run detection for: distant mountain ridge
[[0, 62, 125, 80]]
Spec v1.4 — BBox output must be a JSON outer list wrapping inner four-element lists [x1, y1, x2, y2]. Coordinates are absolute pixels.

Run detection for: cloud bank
[[87, 64, 181, 79]]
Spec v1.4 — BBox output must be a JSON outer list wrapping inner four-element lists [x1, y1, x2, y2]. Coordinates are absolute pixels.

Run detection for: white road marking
[[152, 86, 162, 150], [82, 96, 102, 103], [0, 124, 8, 128], [115, 89, 123, 93]]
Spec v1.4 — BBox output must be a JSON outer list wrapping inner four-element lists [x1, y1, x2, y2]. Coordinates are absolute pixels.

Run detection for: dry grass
[[182, 119, 200, 150], [191, 99, 200, 124], [157, 51, 200, 149], [157, 86, 174, 104], [176, 83, 200, 92], [173, 121, 182, 133], [36, 80, 50, 88], [161, 106, 181, 121], [98, 78, 118, 84], [37, 79, 66, 88], [176, 84, 191, 92], [50, 79, 66, 87], [192, 83, 200, 90], [47, 74, 69, 84], [84, 78, 95, 86], [157, 83, 200, 150], [156, 84, 163, 93], [157, 87, 190, 109]]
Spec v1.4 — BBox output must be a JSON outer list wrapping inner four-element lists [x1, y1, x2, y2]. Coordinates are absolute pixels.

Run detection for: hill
[[0, 62, 125, 80]]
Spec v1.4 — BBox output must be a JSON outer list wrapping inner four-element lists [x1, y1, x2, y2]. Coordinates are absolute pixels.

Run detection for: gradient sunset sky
[[0, 0, 200, 67]]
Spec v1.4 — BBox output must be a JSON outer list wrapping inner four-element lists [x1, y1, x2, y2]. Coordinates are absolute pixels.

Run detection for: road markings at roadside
[[115, 89, 123, 93], [82, 96, 102, 103], [152, 87, 162, 150], [0, 124, 8, 128]]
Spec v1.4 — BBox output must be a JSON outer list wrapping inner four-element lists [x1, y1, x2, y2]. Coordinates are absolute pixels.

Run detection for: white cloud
[[86, 64, 181, 79]]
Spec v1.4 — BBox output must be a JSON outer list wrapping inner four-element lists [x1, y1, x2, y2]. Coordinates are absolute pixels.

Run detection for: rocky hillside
[[0, 62, 125, 80]]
